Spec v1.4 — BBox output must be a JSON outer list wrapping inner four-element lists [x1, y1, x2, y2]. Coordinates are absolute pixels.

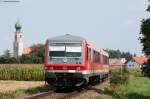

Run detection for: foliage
[[0, 44, 44, 64], [128, 68, 141, 77], [105, 49, 132, 62], [139, 1, 150, 77], [0, 64, 44, 81], [0, 57, 19, 64], [0, 85, 50, 99], [141, 59, 150, 77], [19, 44, 44, 64], [2, 49, 11, 58], [113, 77, 150, 99], [110, 67, 129, 88], [0, 50, 19, 64], [97, 95, 111, 99], [140, 18, 150, 55], [98, 68, 149, 99]]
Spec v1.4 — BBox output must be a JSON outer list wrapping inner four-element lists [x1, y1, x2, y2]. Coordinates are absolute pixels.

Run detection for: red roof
[[22, 48, 32, 55], [133, 56, 148, 65]]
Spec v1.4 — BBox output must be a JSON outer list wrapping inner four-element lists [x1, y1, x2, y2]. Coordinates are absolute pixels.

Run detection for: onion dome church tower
[[13, 20, 23, 58]]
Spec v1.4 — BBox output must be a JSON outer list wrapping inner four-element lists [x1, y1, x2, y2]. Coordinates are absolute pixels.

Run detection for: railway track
[[24, 80, 108, 99]]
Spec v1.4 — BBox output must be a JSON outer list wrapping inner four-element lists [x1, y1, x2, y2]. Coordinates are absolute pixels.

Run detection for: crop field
[[0, 64, 44, 81], [0, 64, 150, 99]]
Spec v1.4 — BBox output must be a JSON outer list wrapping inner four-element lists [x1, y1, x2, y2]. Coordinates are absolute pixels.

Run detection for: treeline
[[105, 49, 133, 62], [0, 44, 44, 64], [0, 44, 133, 64]]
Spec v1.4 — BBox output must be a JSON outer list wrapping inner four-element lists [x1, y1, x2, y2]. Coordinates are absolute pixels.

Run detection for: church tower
[[13, 20, 23, 58]]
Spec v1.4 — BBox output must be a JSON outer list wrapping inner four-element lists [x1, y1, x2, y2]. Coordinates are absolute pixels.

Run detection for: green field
[[0, 64, 150, 99], [0, 64, 44, 81]]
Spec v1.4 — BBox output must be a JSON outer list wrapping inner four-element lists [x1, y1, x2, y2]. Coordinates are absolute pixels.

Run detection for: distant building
[[109, 58, 126, 67], [126, 56, 148, 68], [13, 20, 31, 58]]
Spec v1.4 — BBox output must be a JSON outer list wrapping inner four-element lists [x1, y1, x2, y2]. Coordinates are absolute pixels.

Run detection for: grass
[[113, 76, 150, 99], [97, 68, 150, 99], [0, 85, 51, 99], [128, 68, 142, 77], [0, 64, 44, 81]]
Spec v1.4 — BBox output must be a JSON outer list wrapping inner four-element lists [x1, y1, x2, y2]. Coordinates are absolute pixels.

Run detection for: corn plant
[[0, 64, 44, 81]]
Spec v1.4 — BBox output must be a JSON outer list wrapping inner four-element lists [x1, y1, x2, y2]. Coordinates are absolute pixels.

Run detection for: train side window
[[103, 55, 106, 64], [103, 56, 108, 64], [99, 54, 101, 64], [88, 48, 91, 61], [93, 50, 100, 64], [93, 51, 96, 63]]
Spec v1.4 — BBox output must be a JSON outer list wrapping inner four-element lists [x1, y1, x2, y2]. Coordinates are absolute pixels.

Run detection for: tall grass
[[110, 66, 129, 88], [113, 77, 150, 99], [0, 64, 44, 81], [128, 68, 142, 77]]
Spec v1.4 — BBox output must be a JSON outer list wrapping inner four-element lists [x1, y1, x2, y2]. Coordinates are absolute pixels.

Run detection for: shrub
[[110, 67, 129, 88]]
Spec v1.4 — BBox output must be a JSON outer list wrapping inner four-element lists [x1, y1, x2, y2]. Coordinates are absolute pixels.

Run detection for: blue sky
[[0, 0, 149, 55]]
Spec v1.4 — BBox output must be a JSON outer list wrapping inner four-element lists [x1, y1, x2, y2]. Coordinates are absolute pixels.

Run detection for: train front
[[44, 34, 87, 88]]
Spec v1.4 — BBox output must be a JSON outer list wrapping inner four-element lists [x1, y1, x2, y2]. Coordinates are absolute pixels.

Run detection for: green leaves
[[0, 64, 44, 81], [19, 44, 44, 64]]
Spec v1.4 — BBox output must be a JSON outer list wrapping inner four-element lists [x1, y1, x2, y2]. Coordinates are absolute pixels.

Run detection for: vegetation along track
[[24, 80, 108, 99]]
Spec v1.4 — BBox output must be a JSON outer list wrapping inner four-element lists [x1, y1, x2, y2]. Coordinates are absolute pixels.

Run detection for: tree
[[19, 44, 44, 63], [0, 49, 19, 64], [105, 49, 132, 62], [139, 0, 150, 77], [2, 49, 11, 58]]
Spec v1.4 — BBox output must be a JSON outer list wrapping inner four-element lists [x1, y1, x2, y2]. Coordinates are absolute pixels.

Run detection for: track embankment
[[24, 80, 109, 99]]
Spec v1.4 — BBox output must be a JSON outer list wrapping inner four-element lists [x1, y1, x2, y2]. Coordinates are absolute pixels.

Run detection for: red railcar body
[[44, 34, 109, 88]]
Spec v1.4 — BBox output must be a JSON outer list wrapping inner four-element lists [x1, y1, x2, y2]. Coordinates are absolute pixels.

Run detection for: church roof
[[22, 48, 32, 55], [15, 20, 22, 29]]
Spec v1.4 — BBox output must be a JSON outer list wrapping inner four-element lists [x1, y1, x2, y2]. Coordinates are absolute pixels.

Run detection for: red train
[[44, 34, 109, 89]]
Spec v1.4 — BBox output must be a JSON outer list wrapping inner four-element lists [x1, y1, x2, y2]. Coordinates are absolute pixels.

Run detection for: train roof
[[48, 34, 85, 42], [100, 49, 109, 57]]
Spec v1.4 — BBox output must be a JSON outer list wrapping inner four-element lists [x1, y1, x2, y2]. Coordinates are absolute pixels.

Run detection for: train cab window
[[66, 46, 81, 57], [49, 43, 82, 58], [49, 45, 65, 57]]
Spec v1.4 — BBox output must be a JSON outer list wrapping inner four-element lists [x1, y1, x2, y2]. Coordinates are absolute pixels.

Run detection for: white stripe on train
[[46, 70, 109, 74]]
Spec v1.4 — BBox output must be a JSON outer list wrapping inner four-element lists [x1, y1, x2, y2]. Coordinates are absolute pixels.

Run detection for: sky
[[0, 0, 149, 55]]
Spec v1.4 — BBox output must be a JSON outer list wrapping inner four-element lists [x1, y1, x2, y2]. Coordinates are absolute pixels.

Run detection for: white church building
[[13, 20, 31, 58]]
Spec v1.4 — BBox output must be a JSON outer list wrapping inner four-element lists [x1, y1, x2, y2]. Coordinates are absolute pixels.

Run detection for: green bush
[[110, 67, 129, 87]]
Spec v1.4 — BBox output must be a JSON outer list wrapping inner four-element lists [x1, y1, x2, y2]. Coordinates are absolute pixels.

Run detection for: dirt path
[[0, 80, 45, 92]]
